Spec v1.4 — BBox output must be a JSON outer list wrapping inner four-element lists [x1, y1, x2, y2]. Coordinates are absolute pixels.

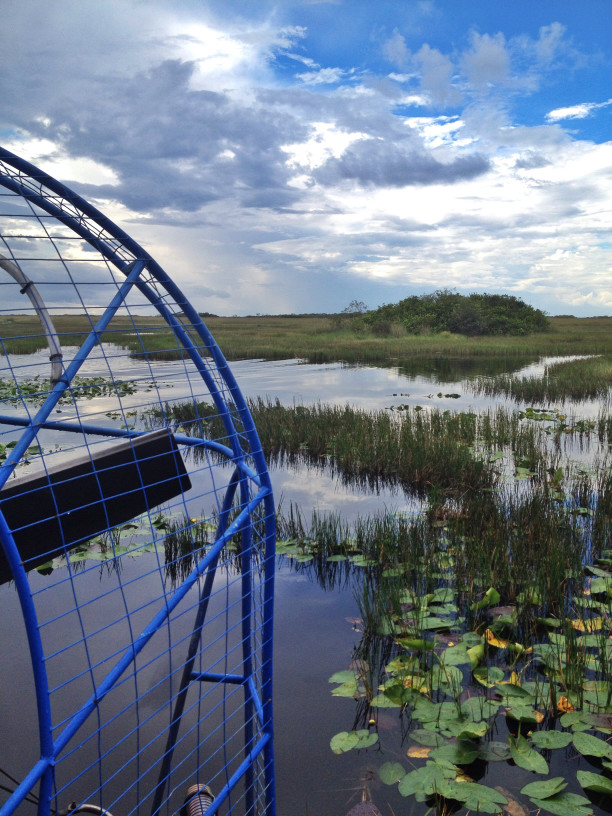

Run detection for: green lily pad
[[397, 760, 456, 800], [471, 586, 501, 610], [330, 729, 377, 754], [454, 720, 489, 740], [370, 692, 402, 708], [529, 792, 594, 816], [409, 729, 446, 748], [380, 683, 420, 707], [329, 670, 357, 684], [495, 682, 535, 702], [350, 555, 377, 567], [379, 761, 405, 786], [430, 740, 480, 765], [473, 665, 505, 688], [439, 643, 472, 666], [530, 731, 572, 750], [430, 664, 463, 690], [506, 705, 543, 725], [572, 731, 612, 759], [461, 696, 499, 720], [478, 741, 511, 762], [521, 777, 568, 799], [508, 733, 549, 774], [466, 641, 484, 668], [436, 780, 508, 814], [577, 770, 612, 795], [397, 637, 435, 652]]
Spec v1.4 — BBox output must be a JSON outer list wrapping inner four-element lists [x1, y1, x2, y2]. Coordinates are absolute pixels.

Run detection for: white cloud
[[0, 1, 609, 317], [547, 98, 612, 122], [296, 67, 347, 85]]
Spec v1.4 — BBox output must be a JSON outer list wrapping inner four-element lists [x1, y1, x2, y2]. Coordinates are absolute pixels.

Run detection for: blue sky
[[1, 0, 611, 316]]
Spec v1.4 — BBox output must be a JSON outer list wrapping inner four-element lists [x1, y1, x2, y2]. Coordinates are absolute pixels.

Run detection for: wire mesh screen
[[0, 148, 276, 816]]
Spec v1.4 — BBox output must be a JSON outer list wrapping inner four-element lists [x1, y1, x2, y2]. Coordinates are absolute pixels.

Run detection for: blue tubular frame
[[0, 148, 276, 816]]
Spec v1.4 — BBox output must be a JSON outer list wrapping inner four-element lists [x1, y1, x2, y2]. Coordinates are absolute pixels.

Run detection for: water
[[1, 352, 611, 816]]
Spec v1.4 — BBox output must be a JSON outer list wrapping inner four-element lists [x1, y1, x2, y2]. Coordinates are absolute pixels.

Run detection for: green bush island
[[362, 289, 549, 336]]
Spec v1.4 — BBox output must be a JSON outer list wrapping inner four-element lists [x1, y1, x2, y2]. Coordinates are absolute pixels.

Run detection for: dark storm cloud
[[313, 139, 490, 187], [13, 58, 310, 215]]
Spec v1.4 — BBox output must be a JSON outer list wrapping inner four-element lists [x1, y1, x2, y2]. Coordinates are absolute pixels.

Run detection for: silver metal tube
[[0, 252, 63, 384]]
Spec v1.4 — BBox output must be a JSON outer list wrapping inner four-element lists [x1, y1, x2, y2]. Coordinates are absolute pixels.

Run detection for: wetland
[[4, 316, 612, 815]]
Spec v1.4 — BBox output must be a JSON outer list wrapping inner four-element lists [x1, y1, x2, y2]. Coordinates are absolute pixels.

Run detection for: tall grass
[[4, 313, 612, 362], [470, 354, 612, 403], [152, 397, 606, 498]]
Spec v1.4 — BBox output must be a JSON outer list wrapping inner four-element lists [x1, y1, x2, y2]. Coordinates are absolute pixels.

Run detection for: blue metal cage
[[0, 148, 276, 816]]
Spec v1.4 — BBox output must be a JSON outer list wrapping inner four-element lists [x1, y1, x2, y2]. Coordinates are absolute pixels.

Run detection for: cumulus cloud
[[0, 1, 609, 316]]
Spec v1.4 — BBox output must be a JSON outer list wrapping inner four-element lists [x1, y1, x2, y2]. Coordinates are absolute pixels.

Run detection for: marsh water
[[1, 351, 611, 816]]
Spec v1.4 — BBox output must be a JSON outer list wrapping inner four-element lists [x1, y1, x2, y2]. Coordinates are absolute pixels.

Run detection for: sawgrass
[[3, 313, 612, 362]]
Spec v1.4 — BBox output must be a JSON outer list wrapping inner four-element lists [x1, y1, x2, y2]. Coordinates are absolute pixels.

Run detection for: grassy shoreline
[[2, 313, 612, 362]]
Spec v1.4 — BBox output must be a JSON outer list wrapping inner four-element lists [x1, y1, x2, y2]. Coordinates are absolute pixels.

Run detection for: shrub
[[363, 290, 549, 337]]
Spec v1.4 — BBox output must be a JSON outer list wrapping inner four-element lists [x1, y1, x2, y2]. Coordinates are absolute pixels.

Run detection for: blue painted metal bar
[[192, 732, 272, 816], [50, 486, 269, 760], [0, 513, 54, 816], [149, 467, 241, 815], [239, 473, 256, 816], [0, 147, 277, 816]]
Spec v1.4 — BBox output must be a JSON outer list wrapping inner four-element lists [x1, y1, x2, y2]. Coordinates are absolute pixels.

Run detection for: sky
[[0, 0, 611, 317]]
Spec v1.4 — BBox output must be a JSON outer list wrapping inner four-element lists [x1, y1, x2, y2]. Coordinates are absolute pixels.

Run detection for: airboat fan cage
[[0, 148, 276, 816]]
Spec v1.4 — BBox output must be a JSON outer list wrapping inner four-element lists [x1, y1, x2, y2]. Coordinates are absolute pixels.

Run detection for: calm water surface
[[1, 352, 609, 816]]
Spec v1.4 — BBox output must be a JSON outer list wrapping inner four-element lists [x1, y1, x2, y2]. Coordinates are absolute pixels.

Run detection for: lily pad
[[572, 731, 612, 759], [430, 740, 481, 765], [508, 734, 549, 774], [330, 729, 378, 754], [397, 760, 456, 800], [578, 770, 612, 796], [473, 665, 505, 688], [409, 729, 446, 748], [436, 780, 508, 814], [530, 730, 572, 750], [478, 741, 511, 762], [379, 761, 405, 786], [529, 792, 594, 816], [520, 777, 568, 799]]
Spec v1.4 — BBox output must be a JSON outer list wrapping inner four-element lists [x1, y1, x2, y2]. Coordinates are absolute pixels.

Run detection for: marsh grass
[[4, 313, 612, 363], [266, 390, 612, 813], [470, 354, 612, 404], [157, 397, 575, 496]]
